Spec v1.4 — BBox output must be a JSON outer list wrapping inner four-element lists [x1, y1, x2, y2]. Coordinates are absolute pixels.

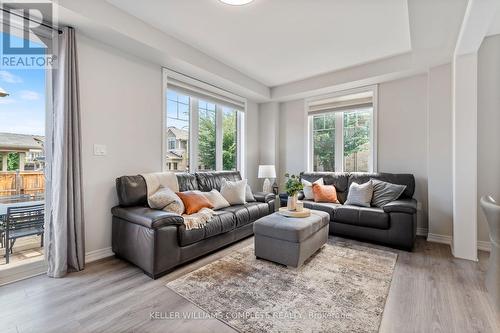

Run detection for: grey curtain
[[45, 27, 85, 278]]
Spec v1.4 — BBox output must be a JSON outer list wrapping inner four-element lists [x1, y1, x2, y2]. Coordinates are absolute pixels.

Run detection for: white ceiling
[[106, 0, 412, 87]]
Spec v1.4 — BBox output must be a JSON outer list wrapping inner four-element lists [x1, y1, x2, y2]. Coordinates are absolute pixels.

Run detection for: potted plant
[[284, 173, 303, 210]]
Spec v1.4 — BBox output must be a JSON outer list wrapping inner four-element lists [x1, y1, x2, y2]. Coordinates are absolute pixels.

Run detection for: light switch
[[93, 144, 107, 156]]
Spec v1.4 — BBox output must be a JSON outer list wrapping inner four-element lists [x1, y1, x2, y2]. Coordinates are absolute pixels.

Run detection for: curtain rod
[[1, 7, 62, 34]]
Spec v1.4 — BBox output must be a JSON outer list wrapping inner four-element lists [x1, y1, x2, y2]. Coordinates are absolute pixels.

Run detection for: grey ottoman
[[253, 210, 330, 268]]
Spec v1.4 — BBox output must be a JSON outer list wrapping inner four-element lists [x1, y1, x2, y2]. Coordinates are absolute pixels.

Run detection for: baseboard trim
[[85, 247, 114, 263], [425, 233, 491, 252], [416, 227, 428, 236], [427, 233, 452, 245], [477, 240, 492, 252]]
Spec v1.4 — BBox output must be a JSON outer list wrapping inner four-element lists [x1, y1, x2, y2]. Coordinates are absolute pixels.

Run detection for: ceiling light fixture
[[219, 0, 254, 6]]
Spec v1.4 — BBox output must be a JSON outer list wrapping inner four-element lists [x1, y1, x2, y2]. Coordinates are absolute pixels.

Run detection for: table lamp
[[258, 165, 276, 193]]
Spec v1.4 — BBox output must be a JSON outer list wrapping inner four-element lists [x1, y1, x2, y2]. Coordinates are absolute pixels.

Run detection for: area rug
[[166, 239, 397, 333]]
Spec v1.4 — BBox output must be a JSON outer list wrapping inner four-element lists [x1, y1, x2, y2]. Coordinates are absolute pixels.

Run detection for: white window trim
[[306, 85, 378, 173], [162, 69, 246, 175]]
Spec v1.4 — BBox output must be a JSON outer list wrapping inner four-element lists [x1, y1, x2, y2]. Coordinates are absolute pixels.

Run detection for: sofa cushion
[[348, 173, 415, 199], [195, 171, 242, 192], [300, 172, 350, 203], [220, 202, 270, 227], [334, 206, 389, 229], [176, 173, 199, 192], [302, 200, 341, 220], [115, 175, 148, 207], [178, 211, 236, 246]]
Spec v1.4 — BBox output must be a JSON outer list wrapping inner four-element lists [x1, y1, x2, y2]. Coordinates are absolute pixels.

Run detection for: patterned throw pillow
[[345, 181, 374, 207], [220, 178, 247, 205], [302, 178, 324, 200], [201, 189, 231, 210], [312, 183, 339, 203], [148, 187, 185, 215], [371, 179, 407, 207]]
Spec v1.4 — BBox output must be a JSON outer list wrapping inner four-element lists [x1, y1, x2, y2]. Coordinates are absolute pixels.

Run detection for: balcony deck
[[0, 235, 44, 270]]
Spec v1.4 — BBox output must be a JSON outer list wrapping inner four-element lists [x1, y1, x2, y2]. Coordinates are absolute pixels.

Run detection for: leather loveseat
[[111, 171, 275, 279], [280, 172, 417, 250]]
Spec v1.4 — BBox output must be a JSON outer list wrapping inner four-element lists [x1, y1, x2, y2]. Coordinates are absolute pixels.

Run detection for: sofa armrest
[[254, 192, 275, 203], [383, 199, 417, 214], [111, 206, 183, 229]]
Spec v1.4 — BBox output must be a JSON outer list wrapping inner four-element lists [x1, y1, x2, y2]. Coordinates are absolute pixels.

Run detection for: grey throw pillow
[[220, 178, 247, 205], [371, 179, 407, 207], [245, 184, 256, 202], [345, 181, 373, 207]]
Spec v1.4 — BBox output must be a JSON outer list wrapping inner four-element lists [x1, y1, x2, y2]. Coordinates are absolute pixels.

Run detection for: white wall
[[245, 101, 260, 191], [378, 74, 429, 231], [278, 100, 307, 188], [427, 64, 453, 237], [478, 35, 500, 244], [257, 102, 280, 190], [78, 34, 163, 253], [452, 52, 479, 261]]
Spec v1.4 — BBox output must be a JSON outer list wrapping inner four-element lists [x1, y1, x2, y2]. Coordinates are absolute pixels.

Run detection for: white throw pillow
[[302, 178, 324, 200], [345, 181, 374, 207], [220, 178, 247, 205], [201, 189, 231, 210], [245, 184, 256, 202], [148, 186, 184, 215]]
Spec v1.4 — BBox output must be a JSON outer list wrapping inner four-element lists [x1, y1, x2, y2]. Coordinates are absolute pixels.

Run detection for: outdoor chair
[[3, 204, 44, 264]]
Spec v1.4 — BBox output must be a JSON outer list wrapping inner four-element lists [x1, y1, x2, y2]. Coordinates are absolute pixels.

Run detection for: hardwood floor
[[0, 237, 498, 333]]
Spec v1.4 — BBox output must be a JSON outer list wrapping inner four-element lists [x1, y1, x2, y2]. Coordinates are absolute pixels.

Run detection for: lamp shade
[[258, 165, 276, 178]]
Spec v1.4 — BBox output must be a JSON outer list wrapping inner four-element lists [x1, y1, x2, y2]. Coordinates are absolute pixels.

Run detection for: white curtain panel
[[45, 27, 85, 278]]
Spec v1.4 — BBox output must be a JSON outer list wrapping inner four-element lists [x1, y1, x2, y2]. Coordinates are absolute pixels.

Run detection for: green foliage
[[197, 110, 238, 171], [284, 173, 303, 196], [222, 111, 237, 170], [7, 152, 19, 171], [198, 112, 216, 170], [313, 130, 335, 171], [343, 111, 370, 157]]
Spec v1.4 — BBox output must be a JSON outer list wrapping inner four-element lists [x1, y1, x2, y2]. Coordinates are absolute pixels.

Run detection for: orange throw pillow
[[176, 191, 213, 215], [312, 184, 339, 203]]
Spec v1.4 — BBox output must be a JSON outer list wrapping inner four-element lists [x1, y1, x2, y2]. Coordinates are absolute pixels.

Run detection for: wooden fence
[[0, 171, 45, 197]]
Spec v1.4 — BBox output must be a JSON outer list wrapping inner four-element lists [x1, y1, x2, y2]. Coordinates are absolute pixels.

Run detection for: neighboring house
[[0, 132, 45, 171], [166, 127, 188, 171]]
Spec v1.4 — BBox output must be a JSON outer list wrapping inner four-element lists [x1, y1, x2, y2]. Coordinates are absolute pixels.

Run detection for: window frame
[[162, 69, 246, 175], [306, 85, 378, 173]]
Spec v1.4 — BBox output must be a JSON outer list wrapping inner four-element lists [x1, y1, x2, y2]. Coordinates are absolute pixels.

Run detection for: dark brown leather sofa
[[111, 171, 275, 279], [279, 172, 417, 251]]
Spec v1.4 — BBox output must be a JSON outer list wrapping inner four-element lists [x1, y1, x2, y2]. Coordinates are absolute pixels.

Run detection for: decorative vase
[[287, 193, 298, 211]]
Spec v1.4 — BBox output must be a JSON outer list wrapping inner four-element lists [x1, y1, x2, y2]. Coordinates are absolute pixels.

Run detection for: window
[[312, 113, 336, 172], [222, 108, 237, 170], [163, 70, 245, 174], [197, 100, 216, 171], [308, 87, 376, 173], [168, 138, 176, 150], [166, 91, 190, 172]]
